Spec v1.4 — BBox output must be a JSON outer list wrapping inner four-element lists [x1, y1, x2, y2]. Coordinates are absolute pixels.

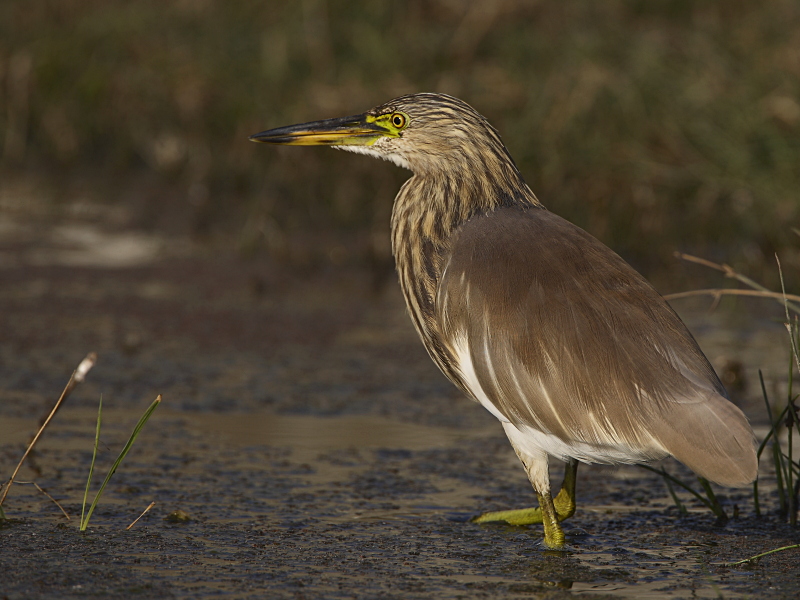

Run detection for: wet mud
[[1, 221, 799, 599]]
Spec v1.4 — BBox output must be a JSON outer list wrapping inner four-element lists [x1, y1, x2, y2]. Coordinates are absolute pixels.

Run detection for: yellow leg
[[555, 457, 577, 520], [472, 459, 578, 526], [538, 490, 565, 549]]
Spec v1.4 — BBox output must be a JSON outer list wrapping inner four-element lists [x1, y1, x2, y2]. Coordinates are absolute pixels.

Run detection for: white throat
[[333, 145, 411, 170]]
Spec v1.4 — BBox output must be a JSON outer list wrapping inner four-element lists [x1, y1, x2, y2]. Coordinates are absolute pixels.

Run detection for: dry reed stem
[[126, 501, 156, 530], [664, 288, 800, 304], [777, 254, 800, 375], [669, 252, 800, 315], [0, 352, 97, 508], [13, 481, 70, 520]]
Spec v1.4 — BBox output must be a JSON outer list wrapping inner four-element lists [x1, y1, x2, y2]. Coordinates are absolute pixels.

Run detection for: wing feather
[[437, 207, 756, 484]]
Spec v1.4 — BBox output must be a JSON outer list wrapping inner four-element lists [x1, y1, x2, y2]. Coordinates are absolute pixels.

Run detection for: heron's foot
[[553, 482, 576, 520], [471, 485, 576, 525], [472, 506, 544, 525]]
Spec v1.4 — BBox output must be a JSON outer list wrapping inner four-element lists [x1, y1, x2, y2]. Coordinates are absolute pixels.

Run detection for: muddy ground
[[0, 218, 799, 599]]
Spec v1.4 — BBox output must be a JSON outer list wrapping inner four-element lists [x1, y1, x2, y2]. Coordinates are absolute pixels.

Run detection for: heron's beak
[[249, 113, 389, 146]]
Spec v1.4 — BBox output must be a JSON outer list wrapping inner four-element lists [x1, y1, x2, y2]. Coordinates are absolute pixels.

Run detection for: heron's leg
[[472, 428, 568, 548], [537, 490, 565, 549], [517, 446, 565, 548], [471, 459, 578, 525], [553, 458, 578, 519]]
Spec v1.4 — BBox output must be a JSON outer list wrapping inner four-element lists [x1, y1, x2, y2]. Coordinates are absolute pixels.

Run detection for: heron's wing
[[436, 207, 756, 485]]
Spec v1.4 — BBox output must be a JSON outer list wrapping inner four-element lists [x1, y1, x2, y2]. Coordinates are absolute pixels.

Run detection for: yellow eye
[[391, 113, 406, 129]]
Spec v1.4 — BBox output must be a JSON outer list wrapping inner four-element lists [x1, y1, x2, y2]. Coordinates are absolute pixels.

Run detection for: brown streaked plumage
[[250, 93, 758, 549]]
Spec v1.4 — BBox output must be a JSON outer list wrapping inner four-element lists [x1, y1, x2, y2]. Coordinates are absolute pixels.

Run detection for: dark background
[[1, 0, 799, 283]]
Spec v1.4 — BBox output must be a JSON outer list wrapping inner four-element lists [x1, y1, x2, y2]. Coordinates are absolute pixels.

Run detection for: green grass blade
[[752, 393, 786, 519], [726, 543, 800, 566], [778, 261, 800, 375], [773, 440, 788, 518], [639, 464, 716, 513], [661, 467, 687, 516], [760, 370, 788, 516], [778, 450, 799, 474], [788, 403, 796, 526], [756, 417, 780, 457], [80, 395, 161, 532], [80, 395, 102, 530], [786, 333, 794, 520], [756, 403, 788, 462], [787, 320, 798, 526], [778, 259, 799, 525], [697, 477, 727, 521], [753, 478, 761, 517]]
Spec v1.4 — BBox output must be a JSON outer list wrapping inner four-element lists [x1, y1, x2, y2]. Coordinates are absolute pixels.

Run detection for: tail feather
[[651, 393, 757, 487]]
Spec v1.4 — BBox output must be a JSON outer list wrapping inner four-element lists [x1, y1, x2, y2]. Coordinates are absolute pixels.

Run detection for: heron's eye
[[391, 113, 406, 129]]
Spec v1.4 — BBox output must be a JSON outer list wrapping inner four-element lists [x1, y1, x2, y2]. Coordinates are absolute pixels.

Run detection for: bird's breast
[[390, 184, 472, 393]]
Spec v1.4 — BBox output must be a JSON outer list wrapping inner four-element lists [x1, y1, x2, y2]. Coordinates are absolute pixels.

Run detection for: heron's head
[[250, 93, 516, 177]]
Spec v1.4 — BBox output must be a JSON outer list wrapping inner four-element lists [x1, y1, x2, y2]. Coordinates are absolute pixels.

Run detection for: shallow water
[[1, 219, 798, 599]]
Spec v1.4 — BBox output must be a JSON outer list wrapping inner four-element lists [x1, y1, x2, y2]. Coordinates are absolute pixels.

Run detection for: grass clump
[[80, 395, 162, 531], [0, 353, 162, 531], [651, 252, 800, 525]]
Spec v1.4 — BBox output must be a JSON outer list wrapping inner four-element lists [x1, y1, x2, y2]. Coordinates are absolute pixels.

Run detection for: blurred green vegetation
[[1, 0, 798, 280]]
